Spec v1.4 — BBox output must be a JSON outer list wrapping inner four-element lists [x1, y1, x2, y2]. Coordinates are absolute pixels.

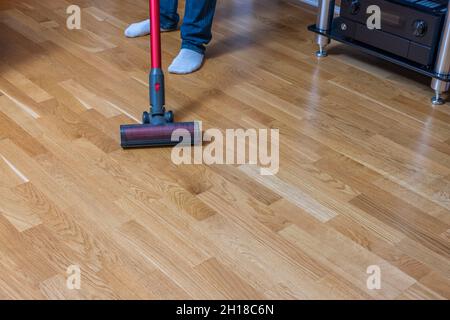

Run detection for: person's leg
[[125, 0, 179, 38], [169, 0, 217, 74], [160, 0, 180, 30], [181, 0, 217, 54]]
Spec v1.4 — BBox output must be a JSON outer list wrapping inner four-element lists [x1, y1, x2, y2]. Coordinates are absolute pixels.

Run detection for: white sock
[[168, 49, 204, 74], [124, 19, 150, 38], [124, 19, 176, 38]]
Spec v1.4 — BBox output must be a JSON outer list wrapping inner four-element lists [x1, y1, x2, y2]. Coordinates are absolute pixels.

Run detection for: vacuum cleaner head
[[120, 121, 201, 148]]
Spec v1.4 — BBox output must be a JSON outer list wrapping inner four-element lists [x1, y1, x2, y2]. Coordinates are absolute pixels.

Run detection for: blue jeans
[[160, 0, 217, 54]]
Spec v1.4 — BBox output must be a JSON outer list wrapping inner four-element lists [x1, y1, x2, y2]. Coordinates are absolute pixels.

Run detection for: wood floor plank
[[194, 258, 266, 300], [396, 282, 446, 300], [279, 224, 416, 299], [0, 0, 448, 299], [239, 164, 338, 222]]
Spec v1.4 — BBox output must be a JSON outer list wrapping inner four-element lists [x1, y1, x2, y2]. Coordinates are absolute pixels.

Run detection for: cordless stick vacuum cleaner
[[120, 0, 200, 148]]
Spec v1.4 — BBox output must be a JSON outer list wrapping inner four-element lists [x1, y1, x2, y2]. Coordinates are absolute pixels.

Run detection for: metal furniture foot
[[315, 0, 335, 58], [316, 45, 328, 58], [431, 91, 445, 106], [430, 1, 450, 105]]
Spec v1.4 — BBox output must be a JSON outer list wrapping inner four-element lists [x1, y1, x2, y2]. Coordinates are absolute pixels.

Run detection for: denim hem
[[160, 23, 178, 30], [181, 42, 205, 54]]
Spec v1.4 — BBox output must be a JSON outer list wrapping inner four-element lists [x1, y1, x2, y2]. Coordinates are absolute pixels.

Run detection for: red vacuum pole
[[150, 0, 162, 69]]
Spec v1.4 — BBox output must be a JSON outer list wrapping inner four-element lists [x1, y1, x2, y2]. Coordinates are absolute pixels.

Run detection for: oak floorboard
[[0, 0, 448, 299]]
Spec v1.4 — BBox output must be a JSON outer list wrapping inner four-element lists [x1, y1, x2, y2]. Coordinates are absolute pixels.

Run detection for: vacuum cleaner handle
[[148, 0, 166, 123], [150, 0, 162, 69]]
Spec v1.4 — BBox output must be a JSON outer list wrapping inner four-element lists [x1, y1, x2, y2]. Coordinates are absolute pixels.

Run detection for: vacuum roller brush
[[120, 121, 201, 148]]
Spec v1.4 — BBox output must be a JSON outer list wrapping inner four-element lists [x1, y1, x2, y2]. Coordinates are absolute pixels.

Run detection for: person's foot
[[124, 19, 175, 38], [124, 19, 150, 37], [168, 49, 204, 74]]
